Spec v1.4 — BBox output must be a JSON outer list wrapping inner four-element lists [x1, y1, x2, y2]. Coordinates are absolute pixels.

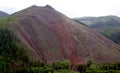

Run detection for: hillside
[[74, 16, 120, 44], [74, 15, 120, 28], [2, 5, 120, 66], [0, 11, 9, 18]]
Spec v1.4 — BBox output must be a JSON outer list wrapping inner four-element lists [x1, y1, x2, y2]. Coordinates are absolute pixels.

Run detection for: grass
[[98, 26, 120, 35], [54, 69, 77, 73], [0, 16, 16, 29], [86, 70, 120, 73]]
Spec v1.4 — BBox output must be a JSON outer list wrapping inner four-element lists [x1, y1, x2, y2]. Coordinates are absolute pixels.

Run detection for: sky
[[0, 0, 120, 18]]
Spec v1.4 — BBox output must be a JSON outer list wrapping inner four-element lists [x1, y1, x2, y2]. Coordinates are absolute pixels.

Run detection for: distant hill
[[74, 15, 120, 44], [0, 11, 9, 18]]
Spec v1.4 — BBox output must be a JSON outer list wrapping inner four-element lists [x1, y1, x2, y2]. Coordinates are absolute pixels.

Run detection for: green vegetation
[[76, 61, 120, 73], [74, 16, 120, 44], [0, 16, 16, 29], [0, 27, 76, 73], [74, 16, 120, 28], [0, 28, 29, 73], [98, 26, 120, 44], [0, 16, 16, 24]]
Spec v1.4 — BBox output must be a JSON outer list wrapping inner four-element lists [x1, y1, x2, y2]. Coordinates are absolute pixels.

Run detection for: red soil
[[16, 26, 47, 63], [50, 21, 83, 67]]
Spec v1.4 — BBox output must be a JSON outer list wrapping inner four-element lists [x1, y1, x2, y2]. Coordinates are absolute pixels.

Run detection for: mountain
[[0, 11, 9, 18], [74, 15, 120, 28], [74, 16, 120, 44], [3, 5, 120, 65]]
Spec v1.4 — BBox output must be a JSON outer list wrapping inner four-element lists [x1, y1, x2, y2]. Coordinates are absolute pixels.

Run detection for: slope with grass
[[74, 15, 120, 44]]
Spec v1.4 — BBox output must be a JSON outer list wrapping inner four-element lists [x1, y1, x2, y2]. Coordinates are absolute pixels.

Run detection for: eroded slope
[[11, 5, 120, 64]]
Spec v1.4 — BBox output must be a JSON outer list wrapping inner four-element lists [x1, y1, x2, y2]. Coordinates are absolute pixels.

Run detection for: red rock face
[[13, 5, 120, 64]]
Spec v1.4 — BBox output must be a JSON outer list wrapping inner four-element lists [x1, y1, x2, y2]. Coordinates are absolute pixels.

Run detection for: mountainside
[[4, 5, 120, 64], [74, 16, 120, 44], [0, 11, 9, 18], [74, 15, 120, 28]]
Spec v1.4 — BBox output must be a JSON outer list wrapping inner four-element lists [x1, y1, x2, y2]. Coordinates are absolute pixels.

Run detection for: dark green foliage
[[11, 60, 74, 73], [75, 61, 120, 73], [77, 64, 87, 73], [53, 60, 71, 70], [54, 69, 76, 73], [85, 62, 120, 73], [0, 28, 29, 73]]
